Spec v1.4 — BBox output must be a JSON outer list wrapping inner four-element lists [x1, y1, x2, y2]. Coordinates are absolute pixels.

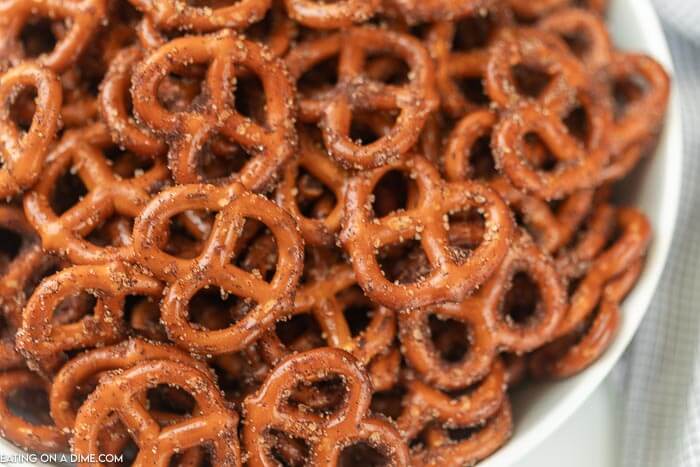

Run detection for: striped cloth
[[618, 2, 700, 465]]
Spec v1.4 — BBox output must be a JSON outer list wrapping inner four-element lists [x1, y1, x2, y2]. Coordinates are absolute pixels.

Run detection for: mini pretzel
[[132, 182, 303, 356], [0, 369, 68, 452], [411, 400, 513, 467], [340, 155, 513, 310], [244, 348, 409, 466], [508, 0, 608, 19], [283, 0, 379, 28], [23, 124, 168, 265], [443, 109, 594, 253], [0, 63, 62, 198], [16, 262, 162, 375], [129, 0, 270, 32], [0, 0, 107, 72], [400, 229, 565, 390], [131, 29, 295, 192], [72, 359, 241, 467], [384, 0, 500, 24], [50, 338, 209, 432], [286, 27, 438, 169]]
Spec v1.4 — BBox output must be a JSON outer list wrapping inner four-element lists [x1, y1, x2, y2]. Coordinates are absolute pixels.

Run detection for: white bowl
[[483, 0, 683, 465], [0, 0, 682, 465]]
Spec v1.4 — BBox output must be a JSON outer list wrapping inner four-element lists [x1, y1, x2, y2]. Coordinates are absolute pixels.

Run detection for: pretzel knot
[[16, 262, 163, 375], [0, 370, 68, 453], [0, 0, 107, 72], [72, 359, 241, 467], [284, 0, 379, 28], [0, 63, 62, 198], [132, 29, 295, 192], [243, 348, 409, 466], [340, 155, 513, 310], [132, 182, 304, 356], [286, 27, 438, 169], [23, 124, 168, 265], [129, 0, 271, 32]]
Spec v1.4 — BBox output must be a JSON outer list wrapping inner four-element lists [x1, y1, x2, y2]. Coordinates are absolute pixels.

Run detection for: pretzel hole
[[196, 139, 252, 184], [463, 134, 498, 180], [340, 286, 375, 337], [124, 296, 165, 341], [246, 6, 283, 44], [6, 384, 53, 426], [49, 169, 88, 215], [0, 228, 23, 264], [428, 315, 470, 363], [188, 288, 245, 331], [275, 314, 324, 351], [97, 416, 138, 465], [371, 385, 407, 420], [559, 29, 593, 60], [157, 72, 206, 113], [446, 421, 488, 441], [287, 376, 347, 416], [233, 227, 278, 281], [339, 442, 390, 467], [522, 133, 558, 172], [501, 272, 543, 327], [562, 103, 591, 145], [295, 168, 337, 220], [52, 292, 98, 324], [104, 147, 156, 179], [19, 17, 58, 59], [233, 70, 267, 127], [146, 384, 197, 422], [612, 76, 646, 121], [86, 217, 134, 248], [371, 170, 418, 217], [366, 54, 410, 86], [378, 239, 428, 285], [164, 210, 213, 259], [7, 87, 36, 133], [447, 211, 487, 262], [452, 11, 500, 51], [265, 429, 310, 467], [512, 64, 554, 99], [457, 76, 490, 108], [298, 56, 339, 99]]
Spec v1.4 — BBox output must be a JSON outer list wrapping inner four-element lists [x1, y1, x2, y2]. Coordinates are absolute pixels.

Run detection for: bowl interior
[[483, 0, 683, 465]]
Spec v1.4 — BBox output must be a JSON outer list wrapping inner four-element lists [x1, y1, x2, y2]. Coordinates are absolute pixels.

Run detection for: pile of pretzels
[[0, 0, 669, 465]]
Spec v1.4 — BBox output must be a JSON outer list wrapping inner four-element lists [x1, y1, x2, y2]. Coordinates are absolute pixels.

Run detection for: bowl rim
[[482, 0, 684, 464]]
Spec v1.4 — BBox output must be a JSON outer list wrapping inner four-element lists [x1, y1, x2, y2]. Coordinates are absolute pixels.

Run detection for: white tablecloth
[[617, 1, 700, 465]]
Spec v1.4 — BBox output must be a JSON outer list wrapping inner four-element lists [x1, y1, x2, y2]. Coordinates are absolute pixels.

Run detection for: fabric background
[[618, 1, 700, 465]]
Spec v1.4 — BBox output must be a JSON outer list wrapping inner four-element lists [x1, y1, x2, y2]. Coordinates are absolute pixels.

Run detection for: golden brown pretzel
[[72, 359, 241, 467], [129, 0, 270, 32], [23, 124, 168, 265], [132, 182, 303, 356], [286, 27, 438, 169], [16, 262, 162, 375], [508, 0, 608, 20], [244, 348, 409, 466], [341, 155, 513, 310], [384, 0, 500, 25], [284, 0, 379, 28], [0, 63, 62, 198], [131, 29, 295, 192], [0, 0, 107, 72], [0, 369, 68, 452]]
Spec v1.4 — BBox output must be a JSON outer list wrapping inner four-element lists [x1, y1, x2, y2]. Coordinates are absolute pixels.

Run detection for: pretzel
[[538, 8, 612, 72], [340, 155, 513, 310], [0, 0, 107, 72], [0, 369, 68, 452], [132, 182, 303, 356], [410, 400, 513, 467], [72, 359, 241, 467], [22, 124, 168, 265], [530, 259, 643, 379], [508, 0, 608, 19], [284, 0, 379, 28], [0, 63, 62, 198], [244, 348, 409, 466], [131, 29, 295, 192], [286, 27, 438, 169], [444, 109, 594, 253], [383, 0, 500, 24], [50, 338, 209, 432], [129, 0, 270, 32], [16, 262, 162, 375], [99, 46, 167, 159], [260, 261, 397, 367], [426, 5, 512, 117]]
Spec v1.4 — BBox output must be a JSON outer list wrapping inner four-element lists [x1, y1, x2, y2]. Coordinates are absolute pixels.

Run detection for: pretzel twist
[[132, 30, 295, 192], [286, 27, 438, 169], [132, 182, 304, 356], [341, 155, 513, 310], [72, 359, 241, 467], [0, 63, 62, 198], [244, 348, 409, 466]]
